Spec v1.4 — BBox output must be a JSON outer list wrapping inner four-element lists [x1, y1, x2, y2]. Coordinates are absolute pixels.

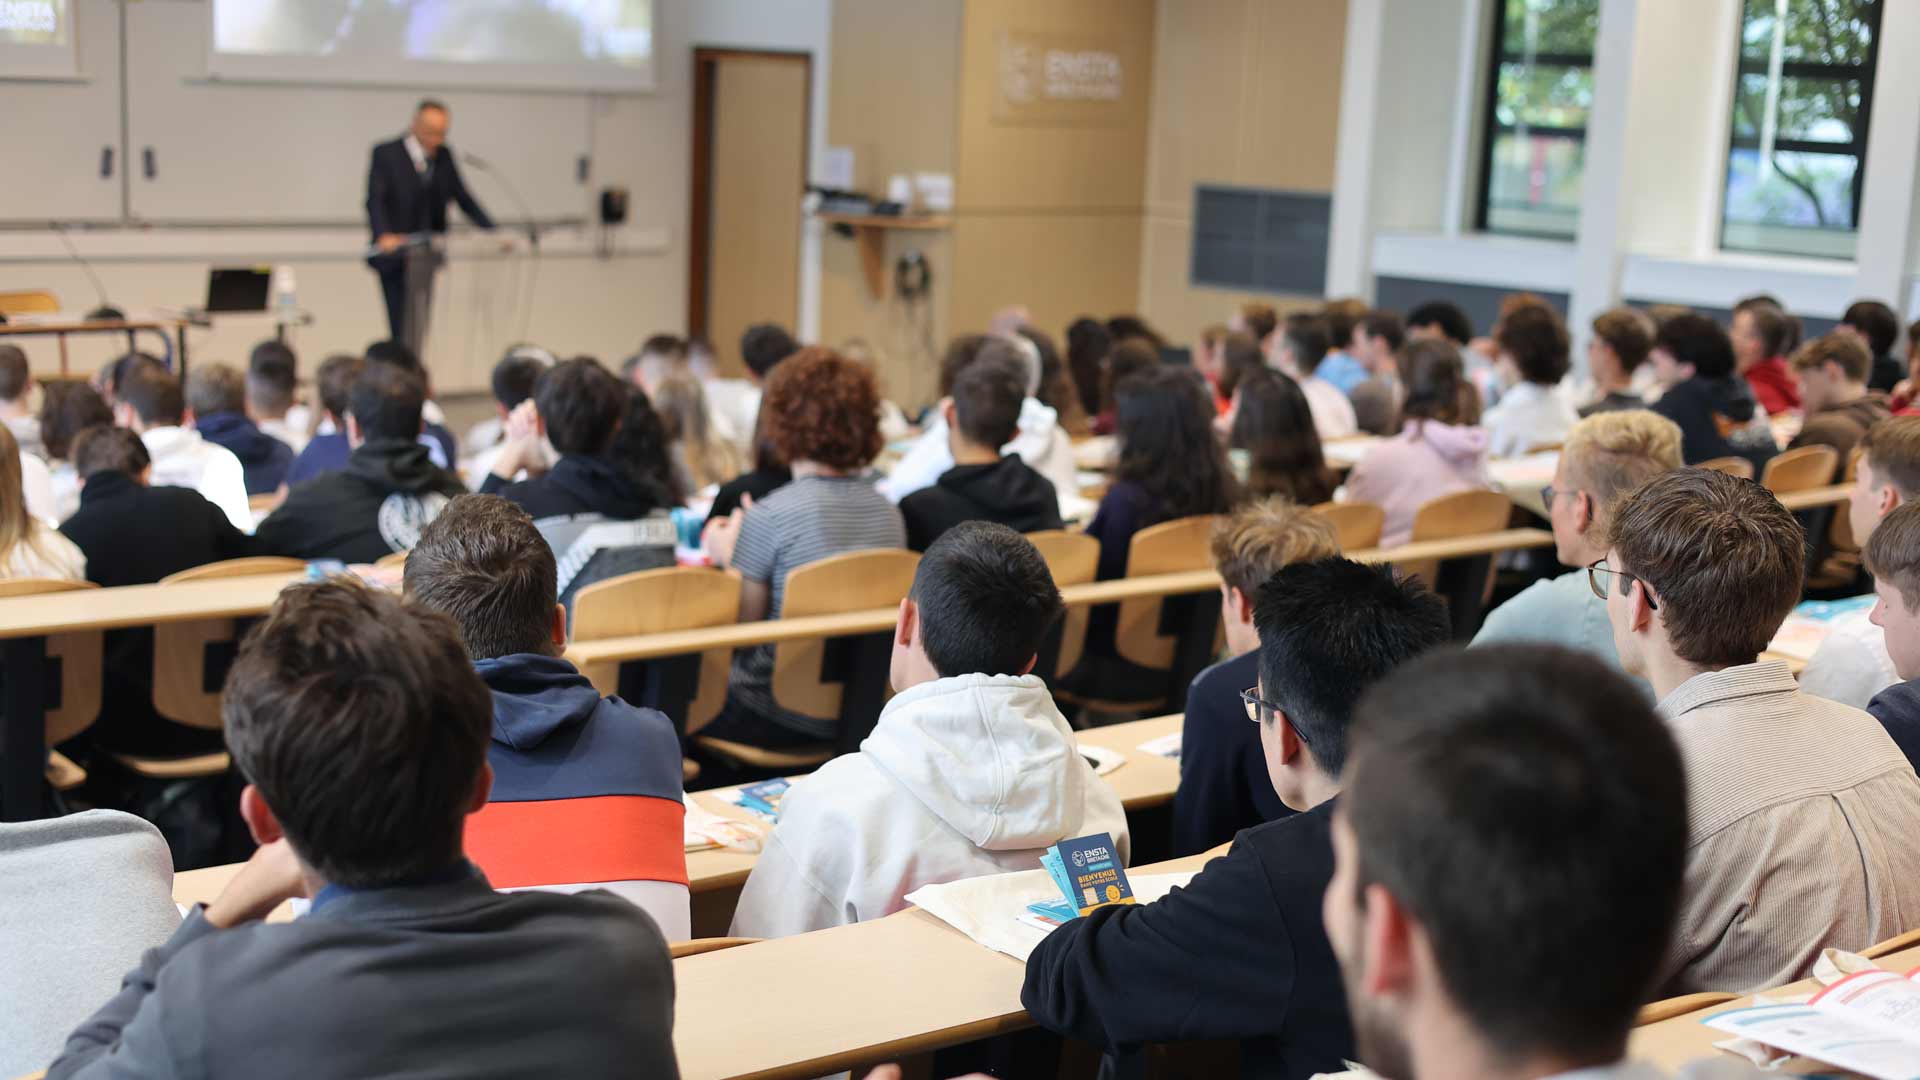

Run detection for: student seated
[[463, 346, 555, 488], [481, 358, 676, 607], [655, 368, 745, 495], [1789, 331, 1890, 470], [187, 363, 294, 496], [1269, 313, 1358, 440], [900, 351, 1064, 550], [1023, 558, 1450, 1079], [1648, 313, 1777, 474], [0, 810, 180, 1078], [1604, 467, 1920, 993], [1314, 298, 1371, 396], [0, 344, 44, 458], [1580, 306, 1657, 416], [704, 322, 797, 457], [0, 424, 84, 580], [112, 363, 253, 533], [405, 495, 689, 940], [1343, 338, 1491, 548], [39, 381, 113, 522], [253, 361, 466, 562], [1066, 316, 1114, 425], [282, 352, 363, 489], [1798, 416, 1920, 707], [702, 347, 906, 749], [705, 413, 790, 523], [1330, 645, 1761, 1079], [729, 522, 1125, 937], [1171, 498, 1338, 856], [1473, 409, 1681, 677], [1864, 503, 1920, 767], [46, 581, 679, 1078], [1091, 337, 1161, 436], [1224, 367, 1336, 505], [1404, 300, 1473, 349], [368, 339, 459, 466], [622, 333, 687, 397], [1347, 309, 1404, 436], [1841, 298, 1904, 393], [1731, 299, 1802, 415], [246, 341, 311, 454], [1483, 304, 1577, 457]]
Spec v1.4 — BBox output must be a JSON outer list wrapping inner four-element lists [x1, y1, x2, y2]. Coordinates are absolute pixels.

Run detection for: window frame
[[1717, 0, 1883, 259], [1472, 0, 1596, 241]]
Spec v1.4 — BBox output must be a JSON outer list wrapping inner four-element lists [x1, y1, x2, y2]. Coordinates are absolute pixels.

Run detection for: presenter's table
[[0, 317, 193, 378]]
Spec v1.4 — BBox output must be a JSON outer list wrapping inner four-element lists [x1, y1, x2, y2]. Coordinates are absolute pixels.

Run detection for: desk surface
[[0, 317, 189, 335], [0, 573, 299, 638], [1630, 943, 1920, 1071]]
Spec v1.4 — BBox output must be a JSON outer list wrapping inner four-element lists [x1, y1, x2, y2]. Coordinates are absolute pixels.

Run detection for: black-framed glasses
[[1244, 687, 1313, 751], [1587, 558, 1657, 609], [1539, 485, 1561, 509]]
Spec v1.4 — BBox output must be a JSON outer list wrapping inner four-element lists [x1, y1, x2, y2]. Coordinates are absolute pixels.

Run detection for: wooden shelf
[[816, 212, 951, 298]]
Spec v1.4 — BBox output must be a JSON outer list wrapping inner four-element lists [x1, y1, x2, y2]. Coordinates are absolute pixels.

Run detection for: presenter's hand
[[376, 233, 407, 254], [204, 839, 309, 928]]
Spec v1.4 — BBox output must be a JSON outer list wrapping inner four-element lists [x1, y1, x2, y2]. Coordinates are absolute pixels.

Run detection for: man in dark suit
[[365, 99, 497, 356]]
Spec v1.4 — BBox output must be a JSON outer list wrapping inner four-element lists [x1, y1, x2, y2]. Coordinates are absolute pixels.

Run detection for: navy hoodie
[[1869, 677, 1920, 772], [195, 411, 294, 495], [464, 654, 688, 895]]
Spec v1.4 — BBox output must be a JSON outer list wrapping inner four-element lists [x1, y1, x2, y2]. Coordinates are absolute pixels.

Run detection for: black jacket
[[1021, 801, 1352, 1080], [706, 467, 790, 524], [1171, 651, 1293, 857], [365, 137, 493, 247], [1650, 376, 1777, 475], [1869, 678, 1920, 772], [253, 438, 467, 563], [480, 454, 660, 522], [59, 472, 248, 756], [899, 458, 1064, 552]]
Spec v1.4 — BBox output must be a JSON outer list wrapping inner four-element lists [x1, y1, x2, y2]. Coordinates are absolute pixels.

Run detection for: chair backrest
[[1401, 490, 1513, 590], [1309, 501, 1385, 552], [0, 290, 59, 317], [0, 578, 102, 747], [572, 566, 743, 735], [772, 548, 920, 723], [1761, 444, 1840, 495], [1116, 515, 1221, 671], [152, 558, 304, 729], [1696, 456, 1755, 480], [1026, 529, 1101, 679]]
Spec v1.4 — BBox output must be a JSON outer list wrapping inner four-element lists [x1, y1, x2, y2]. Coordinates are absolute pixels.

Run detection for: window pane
[[1495, 62, 1592, 129], [1723, 148, 1860, 258], [1500, 0, 1598, 59], [1485, 131, 1584, 238], [1739, 0, 1878, 67], [1731, 73, 1863, 146]]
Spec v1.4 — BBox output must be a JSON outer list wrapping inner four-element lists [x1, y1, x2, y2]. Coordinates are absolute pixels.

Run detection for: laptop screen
[[206, 267, 272, 313]]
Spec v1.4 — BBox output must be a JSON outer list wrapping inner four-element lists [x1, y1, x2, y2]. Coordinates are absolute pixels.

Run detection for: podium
[[367, 232, 445, 360]]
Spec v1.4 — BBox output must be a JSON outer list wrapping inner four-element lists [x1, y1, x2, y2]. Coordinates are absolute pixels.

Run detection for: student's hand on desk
[[204, 839, 309, 929]]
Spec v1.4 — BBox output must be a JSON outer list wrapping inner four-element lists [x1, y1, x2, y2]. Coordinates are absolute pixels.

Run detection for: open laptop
[[205, 267, 272, 313]]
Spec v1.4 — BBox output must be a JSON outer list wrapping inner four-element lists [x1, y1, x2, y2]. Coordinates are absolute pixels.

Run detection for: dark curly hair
[[760, 347, 884, 471], [1115, 365, 1240, 520]]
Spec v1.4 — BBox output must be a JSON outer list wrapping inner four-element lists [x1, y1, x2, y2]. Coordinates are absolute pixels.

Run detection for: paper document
[[907, 867, 1196, 962], [1702, 965, 1920, 1079]]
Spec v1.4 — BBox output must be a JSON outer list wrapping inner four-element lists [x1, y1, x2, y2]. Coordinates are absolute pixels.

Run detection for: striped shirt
[[727, 475, 905, 738], [1659, 661, 1920, 994]]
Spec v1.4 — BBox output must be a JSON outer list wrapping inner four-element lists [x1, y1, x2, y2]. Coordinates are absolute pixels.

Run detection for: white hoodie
[[729, 673, 1129, 938], [877, 398, 1080, 514], [140, 426, 253, 533]]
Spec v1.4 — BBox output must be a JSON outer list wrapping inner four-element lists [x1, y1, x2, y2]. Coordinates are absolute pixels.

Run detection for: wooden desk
[[0, 316, 192, 378], [1630, 943, 1920, 1071], [671, 846, 1223, 1080]]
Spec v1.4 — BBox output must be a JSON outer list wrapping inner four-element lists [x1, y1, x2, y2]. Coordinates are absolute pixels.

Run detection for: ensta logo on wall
[[994, 31, 1131, 125]]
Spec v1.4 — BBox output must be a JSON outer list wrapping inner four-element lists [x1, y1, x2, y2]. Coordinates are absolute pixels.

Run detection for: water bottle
[[272, 264, 297, 324]]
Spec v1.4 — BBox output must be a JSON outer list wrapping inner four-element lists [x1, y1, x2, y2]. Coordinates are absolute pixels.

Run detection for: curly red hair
[[760, 347, 884, 470]]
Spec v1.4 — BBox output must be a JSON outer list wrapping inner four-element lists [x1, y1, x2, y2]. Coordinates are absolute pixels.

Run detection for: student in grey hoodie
[[729, 522, 1127, 938]]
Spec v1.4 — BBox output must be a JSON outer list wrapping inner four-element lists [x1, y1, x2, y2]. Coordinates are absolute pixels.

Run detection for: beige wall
[[1138, 0, 1349, 342]]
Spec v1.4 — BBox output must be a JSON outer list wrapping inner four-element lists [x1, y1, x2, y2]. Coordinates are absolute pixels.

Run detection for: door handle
[[142, 147, 157, 180], [99, 146, 114, 179]]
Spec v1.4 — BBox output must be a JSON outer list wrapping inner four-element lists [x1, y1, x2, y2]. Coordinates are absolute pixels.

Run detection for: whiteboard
[[125, 0, 594, 225]]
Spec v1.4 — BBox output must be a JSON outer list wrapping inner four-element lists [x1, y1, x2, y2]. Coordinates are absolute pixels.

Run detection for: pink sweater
[[1343, 421, 1491, 547]]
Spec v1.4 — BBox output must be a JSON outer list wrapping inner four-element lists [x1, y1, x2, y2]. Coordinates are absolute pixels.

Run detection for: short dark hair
[[404, 494, 558, 660], [1250, 558, 1449, 777], [316, 353, 364, 421], [186, 363, 246, 417], [248, 340, 297, 381], [1866, 502, 1920, 611], [1323, 299, 1369, 353], [910, 521, 1063, 677], [101, 351, 164, 403], [1860, 417, 1920, 500], [951, 351, 1026, 450], [490, 351, 548, 411], [1106, 315, 1166, 350], [1791, 332, 1873, 384], [1217, 330, 1267, 401], [1591, 308, 1654, 373], [417, 98, 448, 116], [247, 341, 298, 414], [72, 425, 150, 480], [1357, 310, 1405, 352], [938, 334, 992, 397], [365, 339, 422, 372], [1844, 300, 1900, 357], [760, 347, 883, 470], [1737, 301, 1793, 358], [348, 360, 426, 442], [1655, 314, 1736, 379], [1345, 644, 1688, 1065], [1496, 305, 1571, 385], [533, 357, 625, 456], [740, 323, 798, 379], [39, 382, 111, 461], [119, 364, 185, 426], [1281, 313, 1332, 374], [223, 581, 492, 888], [0, 346, 28, 402], [1607, 468, 1805, 667], [1239, 303, 1278, 344], [1405, 301, 1474, 346]]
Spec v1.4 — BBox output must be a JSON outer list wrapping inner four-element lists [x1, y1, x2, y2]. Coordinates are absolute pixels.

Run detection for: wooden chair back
[[153, 557, 306, 728], [1761, 445, 1840, 495], [1634, 992, 1739, 1027], [0, 290, 59, 317], [0, 578, 101, 747], [1862, 926, 1920, 960], [1309, 501, 1385, 552], [1115, 516, 1221, 670], [571, 567, 742, 735], [771, 549, 919, 723], [1025, 530, 1101, 678], [1400, 490, 1513, 588], [1696, 456, 1755, 480]]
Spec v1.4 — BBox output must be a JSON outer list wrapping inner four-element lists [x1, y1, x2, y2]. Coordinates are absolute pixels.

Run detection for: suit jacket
[[48, 866, 679, 1080], [1021, 801, 1352, 1080], [365, 137, 494, 252], [1170, 651, 1293, 857]]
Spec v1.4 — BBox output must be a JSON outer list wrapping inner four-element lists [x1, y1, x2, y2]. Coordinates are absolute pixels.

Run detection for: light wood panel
[[572, 567, 742, 736], [950, 214, 1145, 359], [705, 53, 810, 376], [772, 549, 920, 723]]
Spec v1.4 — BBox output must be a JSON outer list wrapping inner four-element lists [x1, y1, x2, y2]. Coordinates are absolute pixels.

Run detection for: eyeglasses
[[1587, 558, 1657, 609], [1244, 686, 1314, 752], [1540, 485, 1562, 508]]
